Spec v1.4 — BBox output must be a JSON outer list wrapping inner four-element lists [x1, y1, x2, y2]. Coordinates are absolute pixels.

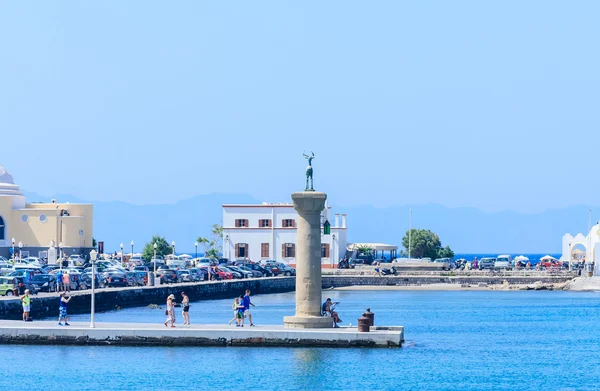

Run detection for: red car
[[539, 260, 563, 269], [214, 267, 233, 280]]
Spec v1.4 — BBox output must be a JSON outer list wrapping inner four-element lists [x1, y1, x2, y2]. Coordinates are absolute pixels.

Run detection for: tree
[[401, 229, 453, 259], [142, 236, 172, 261], [196, 224, 223, 258]]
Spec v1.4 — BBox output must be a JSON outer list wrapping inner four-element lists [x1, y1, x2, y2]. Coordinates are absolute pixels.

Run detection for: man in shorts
[[20, 289, 31, 321], [242, 289, 256, 326]]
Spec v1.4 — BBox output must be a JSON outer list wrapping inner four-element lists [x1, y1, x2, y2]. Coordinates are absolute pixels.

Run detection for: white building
[[222, 201, 348, 268], [562, 224, 600, 275]]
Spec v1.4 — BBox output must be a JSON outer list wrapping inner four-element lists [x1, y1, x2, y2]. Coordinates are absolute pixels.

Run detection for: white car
[[69, 254, 85, 266], [129, 256, 144, 267]]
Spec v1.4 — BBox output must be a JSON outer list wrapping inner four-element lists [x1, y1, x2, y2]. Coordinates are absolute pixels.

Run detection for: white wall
[[223, 204, 348, 266]]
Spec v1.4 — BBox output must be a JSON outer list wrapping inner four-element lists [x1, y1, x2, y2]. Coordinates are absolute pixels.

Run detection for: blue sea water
[[3, 290, 600, 390]]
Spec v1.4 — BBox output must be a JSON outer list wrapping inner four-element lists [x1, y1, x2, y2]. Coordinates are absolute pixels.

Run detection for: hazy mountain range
[[23, 191, 595, 254]]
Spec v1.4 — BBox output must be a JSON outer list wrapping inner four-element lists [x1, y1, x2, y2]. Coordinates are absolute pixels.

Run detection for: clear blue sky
[[1, 1, 599, 213]]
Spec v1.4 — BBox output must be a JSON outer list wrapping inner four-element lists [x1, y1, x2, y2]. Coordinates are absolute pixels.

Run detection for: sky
[[1, 1, 599, 213]]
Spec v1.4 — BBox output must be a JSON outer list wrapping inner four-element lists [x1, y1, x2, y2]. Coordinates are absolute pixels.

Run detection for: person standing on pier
[[181, 292, 190, 325], [58, 292, 72, 326], [242, 289, 256, 326], [20, 289, 31, 322], [164, 294, 176, 328]]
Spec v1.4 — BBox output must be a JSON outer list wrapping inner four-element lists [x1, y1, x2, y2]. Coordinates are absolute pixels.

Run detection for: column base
[[284, 315, 334, 329]]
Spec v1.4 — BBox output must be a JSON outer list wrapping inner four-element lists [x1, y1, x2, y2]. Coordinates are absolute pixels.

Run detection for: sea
[[3, 289, 600, 390]]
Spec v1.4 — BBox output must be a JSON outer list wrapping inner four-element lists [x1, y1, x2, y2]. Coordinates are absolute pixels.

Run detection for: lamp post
[[171, 241, 176, 259], [11, 238, 15, 261], [18, 241, 22, 261], [153, 242, 157, 274], [332, 234, 336, 268], [130, 240, 134, 259], [89, 249, 98, 328], [194, 241, 198, 261], [59, 242, 63, 270], [120, 243, 124, 266]]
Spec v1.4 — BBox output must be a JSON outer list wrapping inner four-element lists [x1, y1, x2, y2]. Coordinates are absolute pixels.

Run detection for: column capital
[[292, 192, 327, 214]]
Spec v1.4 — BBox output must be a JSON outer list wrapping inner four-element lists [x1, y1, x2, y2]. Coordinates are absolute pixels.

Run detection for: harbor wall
[[0, 278, 296, 320], [321, 275, 574, 288], [0, 274, 577, 320]]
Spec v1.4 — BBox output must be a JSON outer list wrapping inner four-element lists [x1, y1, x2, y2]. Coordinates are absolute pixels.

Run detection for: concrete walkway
[[0, 320, 403, 348]]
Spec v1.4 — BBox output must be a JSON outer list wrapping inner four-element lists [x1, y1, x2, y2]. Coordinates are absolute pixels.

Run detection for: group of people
[[228, 289, 256, 327], [164, 292, 191, 327], [19, 289, 72, 325]]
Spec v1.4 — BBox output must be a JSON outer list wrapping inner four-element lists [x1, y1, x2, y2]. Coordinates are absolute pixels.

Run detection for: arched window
[[0, 216, 4, 240]]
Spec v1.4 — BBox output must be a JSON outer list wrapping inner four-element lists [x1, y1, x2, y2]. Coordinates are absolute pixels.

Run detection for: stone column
[[284, 191, 333, 328]]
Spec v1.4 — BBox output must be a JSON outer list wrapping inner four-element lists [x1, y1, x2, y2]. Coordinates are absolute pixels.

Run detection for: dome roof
[[0, 165, 15, 184]]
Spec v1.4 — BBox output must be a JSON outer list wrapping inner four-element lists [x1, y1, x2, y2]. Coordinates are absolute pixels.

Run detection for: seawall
[[321, 275, 574, 288], [0, 278, 296, 320]]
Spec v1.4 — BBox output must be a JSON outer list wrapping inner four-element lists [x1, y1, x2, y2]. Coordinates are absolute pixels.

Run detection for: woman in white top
[[164, 294, 176, 328]]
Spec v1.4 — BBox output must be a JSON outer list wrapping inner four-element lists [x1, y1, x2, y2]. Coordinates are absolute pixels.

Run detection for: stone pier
[[284, 191, 333, 329]]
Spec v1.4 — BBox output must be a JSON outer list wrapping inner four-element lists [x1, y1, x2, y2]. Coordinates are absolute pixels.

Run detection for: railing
[[322, 269, 578, 278]]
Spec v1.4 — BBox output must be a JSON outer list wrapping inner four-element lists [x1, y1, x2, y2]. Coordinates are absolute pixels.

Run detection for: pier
[[0, 320, 404, 348]]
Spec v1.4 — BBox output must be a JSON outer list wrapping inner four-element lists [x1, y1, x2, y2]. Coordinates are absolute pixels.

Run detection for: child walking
[[228, 297, 240, 326]]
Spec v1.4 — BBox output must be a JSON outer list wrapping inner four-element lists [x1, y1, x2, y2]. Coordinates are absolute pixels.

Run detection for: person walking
[[374, 262, 381, 277], [62, 271, 70, 293], [20, 289, 31, 321], [164, 294, 176, 328], [58, 292, 72, 326], [56, 269, 63, 292], [236, 295, 246, 327], [242, 289, 256, 326], [181, 292, 190, 325], [228, 297, 240, 325], [208, 265, 216, 281]]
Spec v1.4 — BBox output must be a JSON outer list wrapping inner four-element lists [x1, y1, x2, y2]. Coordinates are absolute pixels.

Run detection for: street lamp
[[130, 240, 134, 258], [194, 241, 198, 260], [171, 241, 176, 258], [59, 242, 63, 270], [153, 242, 157, 274], [89, 249, 98, 328], [120, 242, 124, 266], [11, 238, 15, 261], [18, 241, 22, 260]]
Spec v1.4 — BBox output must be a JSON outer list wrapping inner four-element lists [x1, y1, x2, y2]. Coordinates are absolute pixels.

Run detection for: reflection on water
[[6, 290, 600, 391]]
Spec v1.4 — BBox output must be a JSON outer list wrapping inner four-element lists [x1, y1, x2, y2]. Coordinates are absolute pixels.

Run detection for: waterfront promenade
[[0, 320, 403, 347]]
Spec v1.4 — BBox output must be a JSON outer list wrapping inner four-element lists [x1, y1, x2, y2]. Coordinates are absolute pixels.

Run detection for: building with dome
[[0, 165, 94, 260]]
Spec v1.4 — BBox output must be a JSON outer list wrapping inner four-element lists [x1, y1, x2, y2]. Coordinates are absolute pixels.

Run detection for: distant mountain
[[21, 191, 593, 253]]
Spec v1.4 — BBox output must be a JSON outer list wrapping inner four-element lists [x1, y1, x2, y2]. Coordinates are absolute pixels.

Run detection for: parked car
[[104, 272, 128, 287], [81, 272, 105, 289], [259, 260, 279, 267], [217, 258, 229, 265], [14, 276, 37, 295], [213, 267, 233, 280], [540, 259, 563, 269], [187, 268, 204, 282], [479, 258, 497, 270], [133, 266, 149, 272], [219, 266, 242, 279], [176, 270, 192, 283], [262, 265, 281, 276], [434, 258, 455, 270], [196, 258, 216, 268], [0, 261, 13, 275], [157, 269, 178, 284], [241, 263, 273, 277], [128, 256, 144, 267], [69, 254, 86, 266], [0, 276, 18, 296], [238, 265, 262, 278], [30, 274, 57, 293], [277, 263, 296, 276], [494, 255, 512, 270], [125, 272, 140, 286], [227, 265, 253, 278]]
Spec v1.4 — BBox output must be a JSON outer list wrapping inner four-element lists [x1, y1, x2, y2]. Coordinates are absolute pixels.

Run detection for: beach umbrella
[[540, 255, 557, 261], [515, 255, 529, 262]]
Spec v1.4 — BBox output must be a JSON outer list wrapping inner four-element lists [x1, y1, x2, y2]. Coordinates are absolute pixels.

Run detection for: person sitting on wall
[[321, 298, 342, 328]]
